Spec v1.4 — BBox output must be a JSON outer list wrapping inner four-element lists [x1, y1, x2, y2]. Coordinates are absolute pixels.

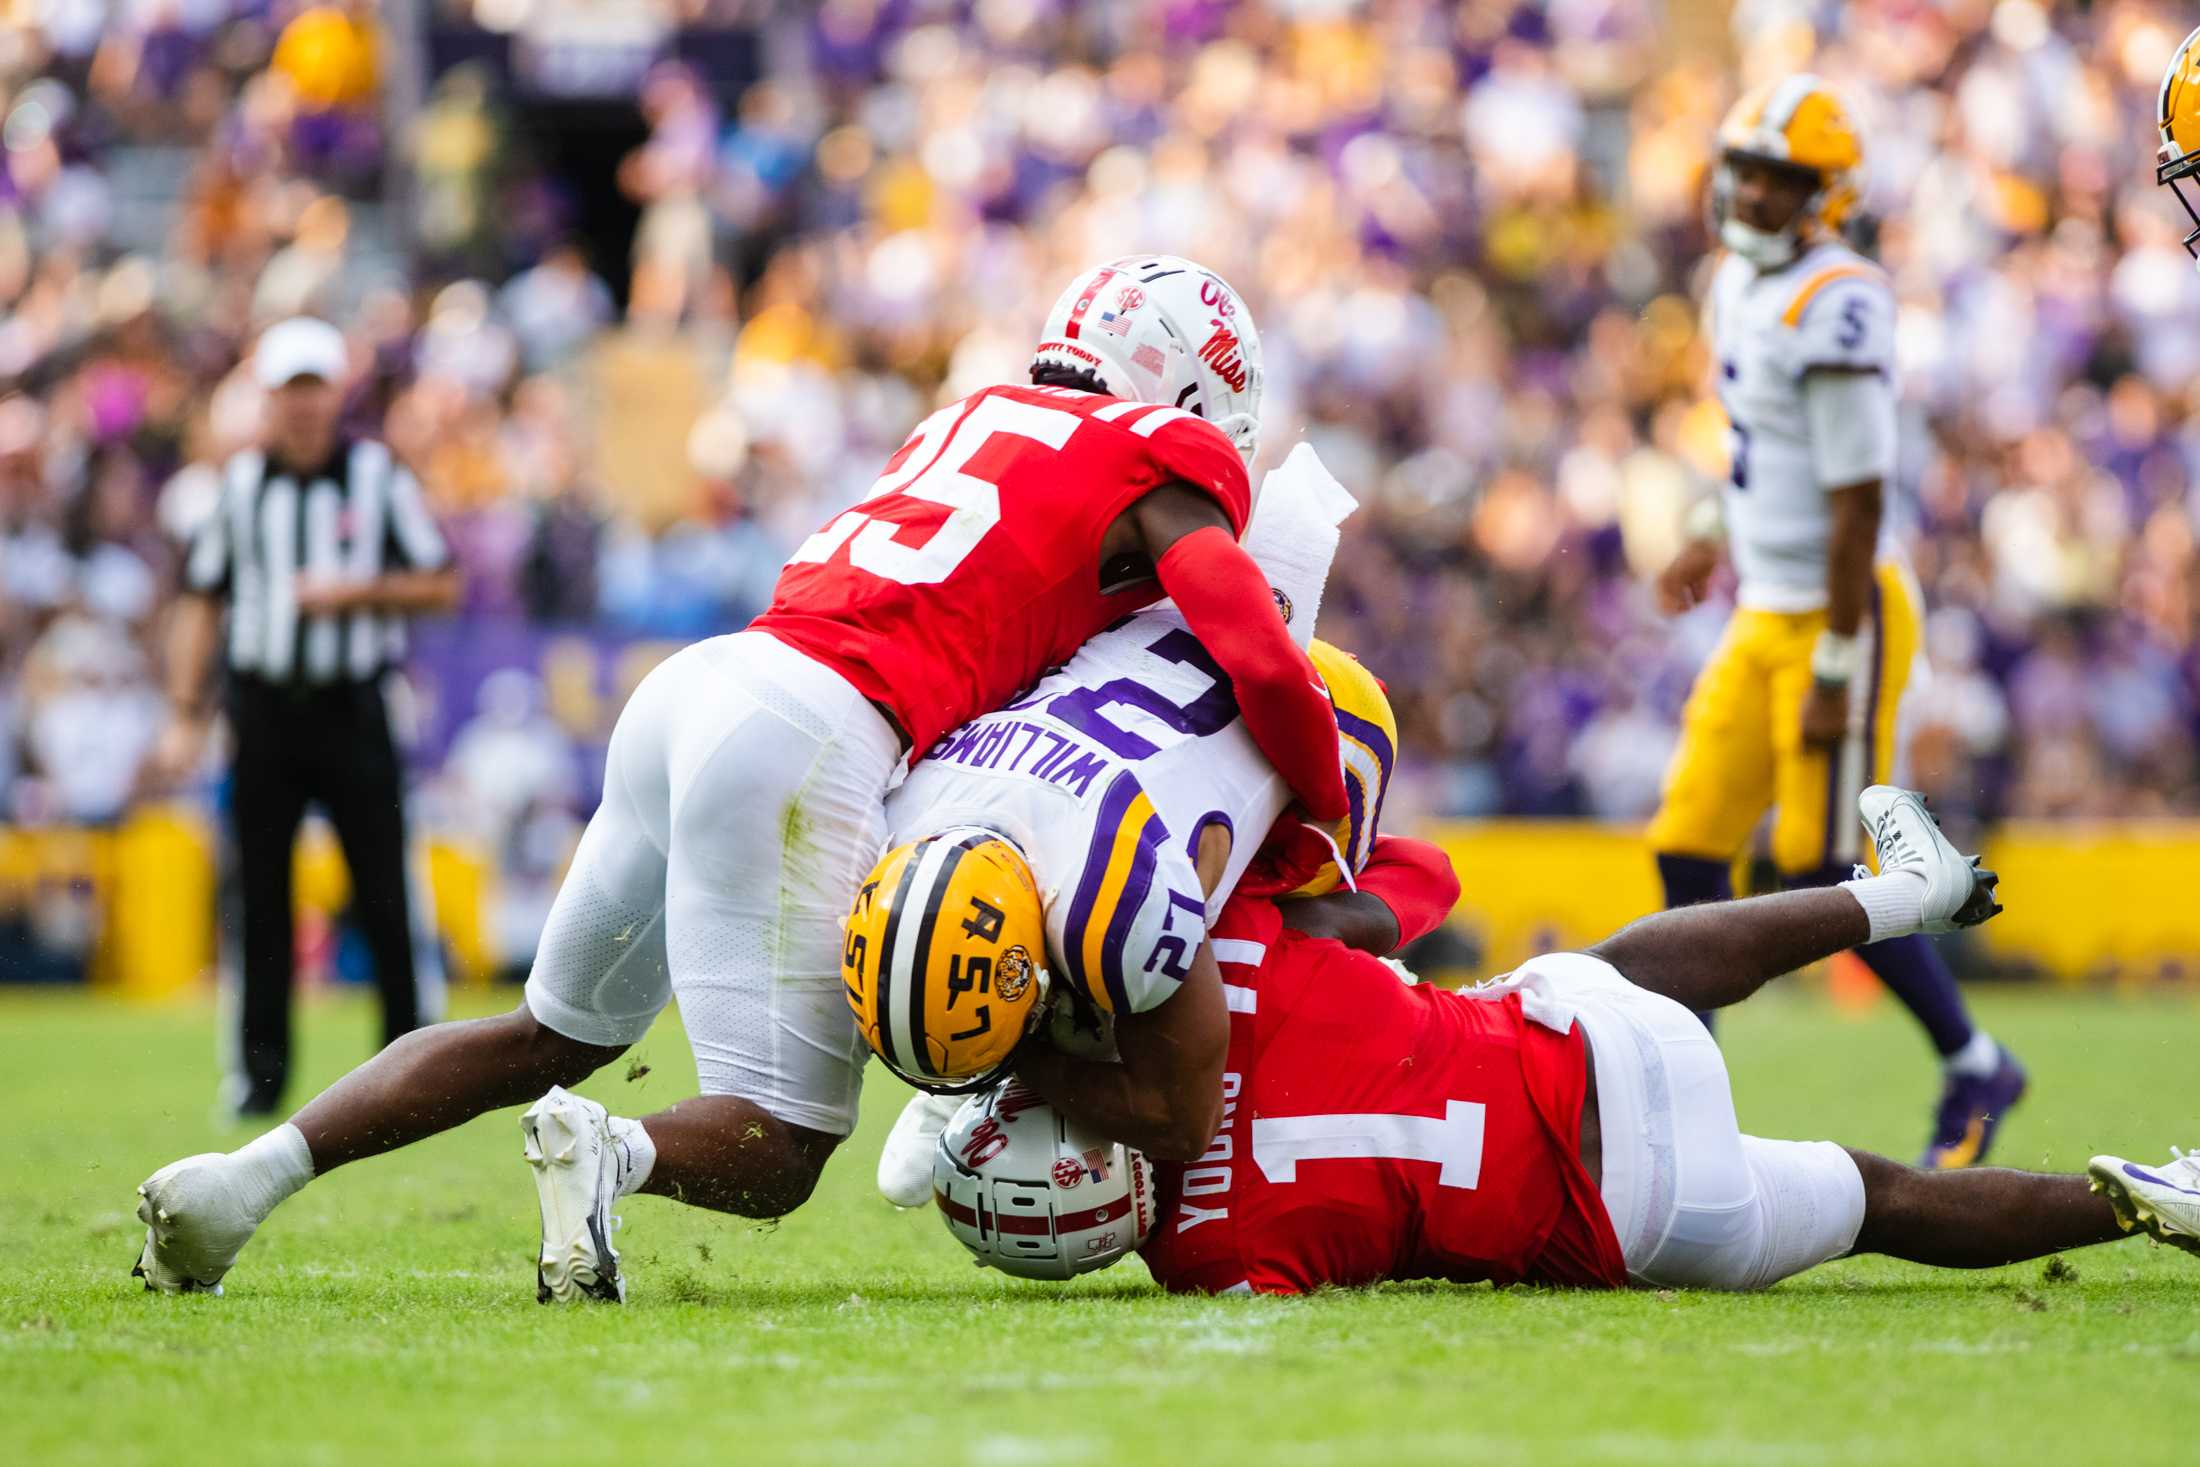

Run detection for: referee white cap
[[254, 317, 348, 388]]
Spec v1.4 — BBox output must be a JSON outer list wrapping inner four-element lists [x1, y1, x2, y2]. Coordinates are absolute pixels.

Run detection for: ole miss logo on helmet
[[1193, 279, 1251, 392]]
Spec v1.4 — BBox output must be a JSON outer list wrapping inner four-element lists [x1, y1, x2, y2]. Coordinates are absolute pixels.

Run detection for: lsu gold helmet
[[1289, 640, 1398, 899], [843, 827, 1050, 1094], [2158, 27, 2200, 260], [1712, 74, 1864, 270]]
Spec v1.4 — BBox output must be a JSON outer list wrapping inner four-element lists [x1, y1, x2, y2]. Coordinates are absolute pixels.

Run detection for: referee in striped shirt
[[152, 317, 461, 1117]]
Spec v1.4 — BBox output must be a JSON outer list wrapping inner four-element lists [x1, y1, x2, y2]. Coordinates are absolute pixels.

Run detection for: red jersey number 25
[[788, 396, 1083, 586]]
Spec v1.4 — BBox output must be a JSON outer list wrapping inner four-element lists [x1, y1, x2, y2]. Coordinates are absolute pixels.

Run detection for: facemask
[[1720, 216, 1799, 271]]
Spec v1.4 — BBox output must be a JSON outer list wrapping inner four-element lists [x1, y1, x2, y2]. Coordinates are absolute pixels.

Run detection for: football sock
[[231, 1123, 314, 1223], [1656, 853, 1732, 1034], [1944, 1028, 2002, 1077], [610, 1116, 657, 1198], [1790, 863, 1977, 1058], [1837, 871, 1925, 942]]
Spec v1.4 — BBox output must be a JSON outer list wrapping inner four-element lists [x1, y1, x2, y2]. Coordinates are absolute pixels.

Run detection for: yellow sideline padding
[[7, 815, 2200, 997], [1429, 821, 2200, 982], [1432, 823, 1663, 976], [1968, 822, 2200, 981], [0, 808, 495, 998]]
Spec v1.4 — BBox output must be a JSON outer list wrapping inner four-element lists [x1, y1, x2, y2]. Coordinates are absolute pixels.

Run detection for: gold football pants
[[1647, 562, 1922, 876]]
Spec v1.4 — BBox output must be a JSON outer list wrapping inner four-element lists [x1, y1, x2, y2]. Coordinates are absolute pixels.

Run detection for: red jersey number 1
[[789, 396, 1084, 586], [1251, 1102, 1487, 1189]]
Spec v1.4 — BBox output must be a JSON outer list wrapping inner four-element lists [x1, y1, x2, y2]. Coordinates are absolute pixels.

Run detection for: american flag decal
[[1095, 308, 1134, 337]]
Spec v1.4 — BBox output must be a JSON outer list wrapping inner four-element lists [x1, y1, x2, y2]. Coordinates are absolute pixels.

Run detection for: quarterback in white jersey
[[1649, 74, 2024, 1172], [1702, 236, 1900, 616]]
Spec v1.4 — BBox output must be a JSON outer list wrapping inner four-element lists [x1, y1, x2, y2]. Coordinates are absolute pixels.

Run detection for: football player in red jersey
[[132, 256, 1353, 1302], [941, 787, 2200, 1290]]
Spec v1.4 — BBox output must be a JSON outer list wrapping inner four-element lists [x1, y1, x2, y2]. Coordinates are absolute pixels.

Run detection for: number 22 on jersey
[[788, 396, 1082, 585]]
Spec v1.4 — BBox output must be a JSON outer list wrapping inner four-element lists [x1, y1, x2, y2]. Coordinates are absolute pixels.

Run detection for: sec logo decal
[[1052, 1157, 1086, 1189]]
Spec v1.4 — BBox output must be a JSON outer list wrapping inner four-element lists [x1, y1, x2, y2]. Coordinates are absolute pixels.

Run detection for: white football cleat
[[2088, 1149, 2200, 1257], [133, 1153, 260, 1294], [1857, 785, 2001, 932], [878, 1091, 966, 1209], [520, 1087, 626, 1303]]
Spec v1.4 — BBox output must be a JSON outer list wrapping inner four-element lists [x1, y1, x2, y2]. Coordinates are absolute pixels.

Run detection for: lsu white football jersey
[[885, 606, 1288, 1021], [883, 443, 1357, 1024], [1709, 238, 1901, 611]]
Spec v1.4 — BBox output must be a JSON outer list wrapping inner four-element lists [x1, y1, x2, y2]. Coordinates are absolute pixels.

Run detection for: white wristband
[[1810, 631, 1862, 686]]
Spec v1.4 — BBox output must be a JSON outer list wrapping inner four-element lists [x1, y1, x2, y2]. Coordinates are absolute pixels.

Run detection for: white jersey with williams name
[[882, 444, 1358, 1024], [1710, 238, 1901, 612], [885, 604, 1287, 1023]]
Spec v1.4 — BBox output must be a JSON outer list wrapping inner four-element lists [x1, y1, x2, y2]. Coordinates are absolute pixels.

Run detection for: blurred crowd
[[7, 0, 2200, 964]]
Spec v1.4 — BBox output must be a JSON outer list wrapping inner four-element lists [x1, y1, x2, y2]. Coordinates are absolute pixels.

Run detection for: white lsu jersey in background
[[1710, 238, 1902, 612], [882, 444, 1357, 1025]]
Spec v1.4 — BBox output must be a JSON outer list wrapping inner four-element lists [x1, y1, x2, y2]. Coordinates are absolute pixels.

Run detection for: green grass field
[[4, 981, 2195, 1466]]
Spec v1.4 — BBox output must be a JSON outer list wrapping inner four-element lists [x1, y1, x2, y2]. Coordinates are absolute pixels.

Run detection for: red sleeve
[[1157, 526, 1349, 822], [1140, 414, 1253, 535], [1354, 835, 1460, 948]]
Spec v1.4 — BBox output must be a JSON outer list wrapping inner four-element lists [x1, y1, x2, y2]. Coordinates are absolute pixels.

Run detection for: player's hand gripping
[[1800, 679, 1849, 750], [1655, 537, 1723, 615]]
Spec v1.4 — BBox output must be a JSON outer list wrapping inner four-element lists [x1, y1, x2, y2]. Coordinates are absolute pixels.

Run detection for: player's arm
[[1586, 886, 1871, 1013], [1279, 835, 1460, 955], [1659, 279, 1731, 616], [1656, 498, 1727, 615], [1129, 484, 1349, 822], [1801, 363, 1894, 749], [1014, 947, 1228, 1162]]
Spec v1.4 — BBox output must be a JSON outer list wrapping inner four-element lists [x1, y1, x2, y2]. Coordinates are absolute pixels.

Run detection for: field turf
[[4, 981, 2194, 1466]]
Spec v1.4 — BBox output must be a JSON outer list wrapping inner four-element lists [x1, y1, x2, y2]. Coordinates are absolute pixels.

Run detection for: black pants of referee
[[227, 676, 422, 1113]]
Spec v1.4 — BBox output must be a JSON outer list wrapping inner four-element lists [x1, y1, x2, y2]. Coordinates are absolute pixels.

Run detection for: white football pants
[[523, 630, 901, 1135], [1508, 952, 1868, 1291]]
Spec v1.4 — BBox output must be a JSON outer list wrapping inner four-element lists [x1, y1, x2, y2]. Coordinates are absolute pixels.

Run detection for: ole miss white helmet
[[932, 1081, 1155, 1280], [1032, 255, 1264, 464]]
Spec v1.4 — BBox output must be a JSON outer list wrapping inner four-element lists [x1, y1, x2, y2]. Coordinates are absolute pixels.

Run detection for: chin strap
[[1304, 820, 1357, 893], [1720, 217, 1800, 270]]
